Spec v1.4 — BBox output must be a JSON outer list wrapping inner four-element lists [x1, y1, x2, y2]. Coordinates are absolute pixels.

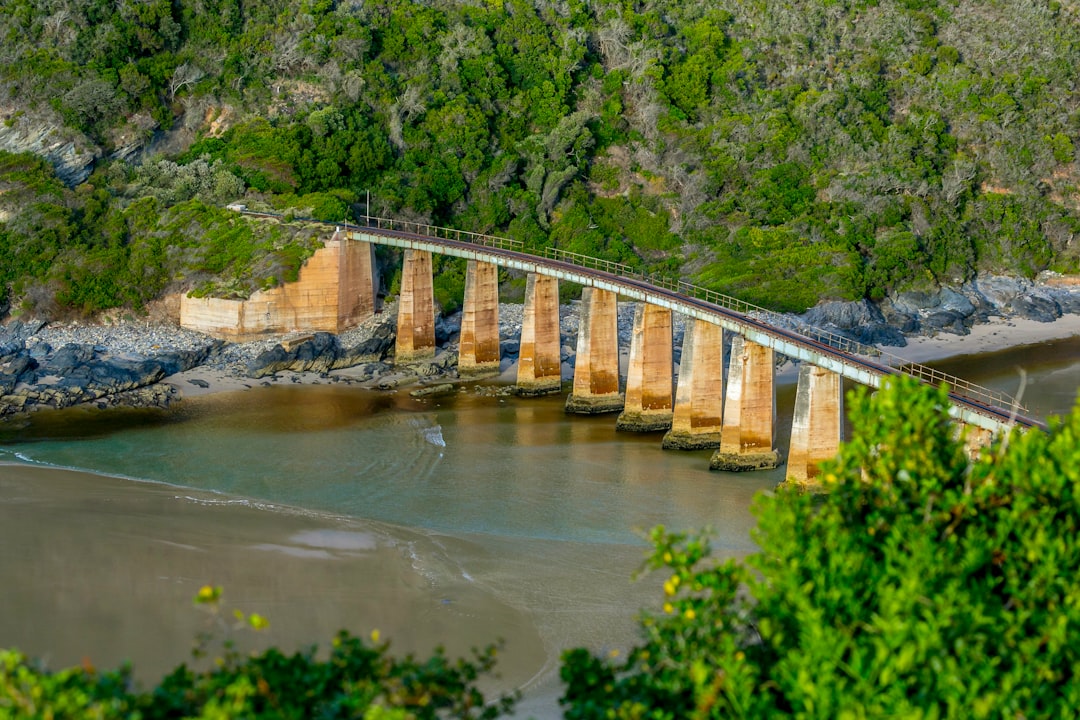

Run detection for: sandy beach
[[0, 460, 547, 692], [885, 313, 1080, 364]]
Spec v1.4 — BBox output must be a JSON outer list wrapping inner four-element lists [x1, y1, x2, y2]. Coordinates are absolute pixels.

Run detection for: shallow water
[[1, 335, 1078, 717]]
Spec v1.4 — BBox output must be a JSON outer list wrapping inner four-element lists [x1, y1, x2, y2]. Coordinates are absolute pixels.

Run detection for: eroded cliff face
[[0, 106, 98, 186], [0, 96, 234, 188]]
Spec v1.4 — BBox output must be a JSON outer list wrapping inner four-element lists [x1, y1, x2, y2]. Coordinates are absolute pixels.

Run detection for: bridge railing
[[354, 216, 525, 252], [340, 213, 1023, 413]]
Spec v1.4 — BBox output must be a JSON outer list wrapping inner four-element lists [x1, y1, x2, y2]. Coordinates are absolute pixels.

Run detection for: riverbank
[[884, 313, 1080, 363], [162, 309, 1080, 400], [4, 297, 1080, 413], [0, 459, 549, 691]]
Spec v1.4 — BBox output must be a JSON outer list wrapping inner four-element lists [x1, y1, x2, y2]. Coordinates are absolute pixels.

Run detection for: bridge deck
[[240, 210, 1039, 434]]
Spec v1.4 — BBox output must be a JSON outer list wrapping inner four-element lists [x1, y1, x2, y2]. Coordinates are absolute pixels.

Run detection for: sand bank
[[0, 461, 546, 692], [886, 314, 1080, 364]]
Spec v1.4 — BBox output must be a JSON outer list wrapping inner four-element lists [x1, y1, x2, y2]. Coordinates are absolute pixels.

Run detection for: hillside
[[1, 0, 1079, 320]]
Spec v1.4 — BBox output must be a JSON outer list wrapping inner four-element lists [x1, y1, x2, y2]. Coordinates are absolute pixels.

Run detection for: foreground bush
[[562, 376, 1080, 718], [0, 588, 514, 719], [6, 376, 1080, 718]]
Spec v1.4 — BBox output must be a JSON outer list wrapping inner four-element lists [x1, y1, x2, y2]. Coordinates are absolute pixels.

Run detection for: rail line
[[237, 209, 1042, 432]]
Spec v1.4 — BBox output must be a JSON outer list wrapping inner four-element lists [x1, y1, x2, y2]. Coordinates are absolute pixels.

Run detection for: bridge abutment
[[516, 274, 562, 396], [566, 287, 625, 414], [179, 233, 377, 337], [662, 319, 724, 449], [617, 303, 674, 432], [394, 249, 436, 363], [711, 335, 781, 471], [458, 260, 501, 377], [786, 363, 844, 486]]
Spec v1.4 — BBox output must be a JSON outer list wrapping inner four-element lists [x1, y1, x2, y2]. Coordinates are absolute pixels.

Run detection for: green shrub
[[561, 376, 1080, 718], [1, 587, 516, 719]]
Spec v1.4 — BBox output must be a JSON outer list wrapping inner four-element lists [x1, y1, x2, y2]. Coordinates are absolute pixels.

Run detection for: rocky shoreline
[[2, 273, 1080, 419]]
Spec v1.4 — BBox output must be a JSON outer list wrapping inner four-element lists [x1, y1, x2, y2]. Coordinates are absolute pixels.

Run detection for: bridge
[[187, 211, 1038, 484]]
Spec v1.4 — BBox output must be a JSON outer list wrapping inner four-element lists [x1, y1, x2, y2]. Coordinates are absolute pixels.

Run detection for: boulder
[[972, 275, 1028, 310], [0, 338, 24, 361], [1011, 294, 1061, 323], [335, 324, 395, 368], [247, 328, 397, 379], [435, 312, 461, 345], [799, 299, 907, 347]]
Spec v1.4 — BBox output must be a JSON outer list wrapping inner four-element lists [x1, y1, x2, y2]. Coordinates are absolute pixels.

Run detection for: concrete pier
[[395, 249, 436, 363], [786, 363, 843, 486], [617, 304, 674, 432], [566, 287, 624, 414], [662, 320, 724, 449], [516, 274, 562, 396], [458, 260, 501, 377], [338, 237, 378, 330], [711, 335, 780, 471]]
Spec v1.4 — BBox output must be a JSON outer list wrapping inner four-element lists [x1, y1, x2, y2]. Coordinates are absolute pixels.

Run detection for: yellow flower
[[663, 602, 674, 614], [684, 608, 696, 620], [195, 585, 220, 604], [370, 629, 381, 643]]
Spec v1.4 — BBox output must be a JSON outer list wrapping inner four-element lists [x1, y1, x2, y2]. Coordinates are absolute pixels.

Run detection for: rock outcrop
[[800, 299, 908, 347], [868, 273, 1080, 336], [0, 335, 217, 418], [246, 324, 396, 378], [0, 111, 98, 186]]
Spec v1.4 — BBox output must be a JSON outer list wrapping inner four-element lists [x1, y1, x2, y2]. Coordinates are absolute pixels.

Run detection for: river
[[1, 335, 1078, 717]]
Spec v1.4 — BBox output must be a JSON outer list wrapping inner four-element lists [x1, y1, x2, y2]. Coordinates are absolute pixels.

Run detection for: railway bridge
[[182, 213, 1037, 484]]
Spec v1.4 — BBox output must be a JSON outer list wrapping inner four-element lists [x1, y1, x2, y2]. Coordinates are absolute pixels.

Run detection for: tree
[[561, 375, 1080, 718]]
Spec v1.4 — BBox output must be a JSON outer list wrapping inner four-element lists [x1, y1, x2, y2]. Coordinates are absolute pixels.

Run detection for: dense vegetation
[[6, 378, 1080, 716], [0, 585, 516, 718], [2, 0, 1080, 318], [561, 376, 1080, 718]]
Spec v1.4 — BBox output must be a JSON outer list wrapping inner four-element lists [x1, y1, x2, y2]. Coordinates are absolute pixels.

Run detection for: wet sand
[[0, 461, 546, 693], [889, 314, 1080, 363]]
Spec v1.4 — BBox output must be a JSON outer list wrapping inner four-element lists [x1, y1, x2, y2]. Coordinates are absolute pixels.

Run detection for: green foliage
[[5, 0, 1080, 317], [561, 376, 1080, 718], [1, 587, 515, 720], [696, 226, 859, 312]]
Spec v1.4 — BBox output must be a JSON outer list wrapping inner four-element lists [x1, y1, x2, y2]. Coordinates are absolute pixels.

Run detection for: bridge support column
[[711, 335, 780, 471], [566, 287, 624, 414], [395, 249, 436, 364], [516, 274, 562, 396], [786, 363, 843, 486], [617, 303, 674, 432], [336, 235, 377, 331], [662, 320, 724, 449], [458, 260, 500, 377]]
